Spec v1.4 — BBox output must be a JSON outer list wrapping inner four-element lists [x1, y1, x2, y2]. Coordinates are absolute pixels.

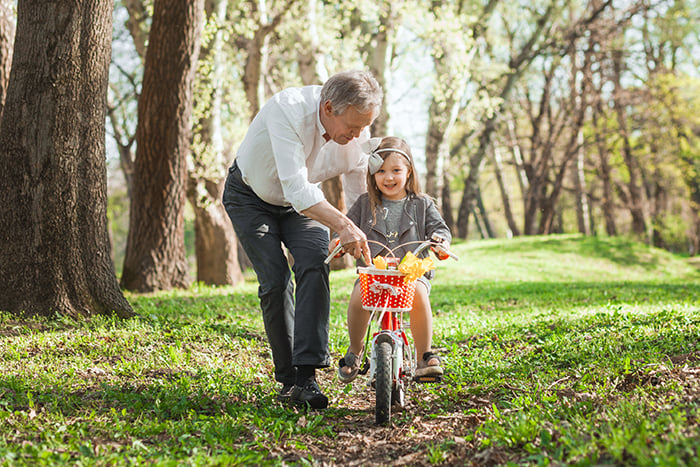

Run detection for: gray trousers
[[223, 161, 331, 385]]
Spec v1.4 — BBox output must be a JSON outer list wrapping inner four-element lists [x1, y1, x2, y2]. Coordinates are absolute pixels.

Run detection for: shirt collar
[[316, 100, 329, 141]]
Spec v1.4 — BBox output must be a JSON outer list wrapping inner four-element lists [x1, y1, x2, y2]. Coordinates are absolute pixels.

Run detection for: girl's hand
[[430, 234, 450, 260]]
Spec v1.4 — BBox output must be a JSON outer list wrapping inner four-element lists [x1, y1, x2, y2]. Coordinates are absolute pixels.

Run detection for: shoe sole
[[415, 367, 444, 377], [292, 396, 328, 409]]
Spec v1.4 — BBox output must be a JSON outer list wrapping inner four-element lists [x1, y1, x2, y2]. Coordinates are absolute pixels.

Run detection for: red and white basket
[[357, 267, 416, 312]]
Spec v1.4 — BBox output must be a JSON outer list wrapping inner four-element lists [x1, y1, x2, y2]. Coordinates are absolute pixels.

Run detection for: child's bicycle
[[326, 238, 458, 425]]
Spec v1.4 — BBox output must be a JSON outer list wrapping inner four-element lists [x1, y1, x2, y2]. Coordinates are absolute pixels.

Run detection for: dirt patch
[[274, 374, 504, 466]]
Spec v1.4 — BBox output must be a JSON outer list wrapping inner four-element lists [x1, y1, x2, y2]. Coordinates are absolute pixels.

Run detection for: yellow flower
[[398, 252, 435, 282], [373, 255, 388, 269]]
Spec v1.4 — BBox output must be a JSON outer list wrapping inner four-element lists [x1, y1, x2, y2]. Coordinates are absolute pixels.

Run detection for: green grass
[[1, 234, 699, 465]]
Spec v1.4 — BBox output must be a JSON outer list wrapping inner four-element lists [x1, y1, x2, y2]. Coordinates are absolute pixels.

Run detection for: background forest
[[0, 0, 699, 309], [105, 0, 700, 286]]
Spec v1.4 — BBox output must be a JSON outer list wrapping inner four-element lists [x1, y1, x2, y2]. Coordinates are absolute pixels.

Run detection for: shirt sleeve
[[266, 111, 325, 212]]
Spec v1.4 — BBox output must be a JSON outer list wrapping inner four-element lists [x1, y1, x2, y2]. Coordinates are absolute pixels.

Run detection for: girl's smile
[[374, 153, 411, 200]]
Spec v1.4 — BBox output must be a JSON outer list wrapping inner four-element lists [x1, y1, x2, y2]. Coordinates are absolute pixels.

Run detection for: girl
[[335, 136, 452, 383]]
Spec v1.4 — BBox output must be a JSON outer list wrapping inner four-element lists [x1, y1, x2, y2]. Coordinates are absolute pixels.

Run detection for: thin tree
[[0, 0, 133, 318], [121, 0, 205, 292], [0, 0, 14, 121]]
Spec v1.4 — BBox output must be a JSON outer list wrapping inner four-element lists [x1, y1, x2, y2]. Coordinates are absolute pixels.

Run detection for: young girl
[[335, 136, 452, 383]]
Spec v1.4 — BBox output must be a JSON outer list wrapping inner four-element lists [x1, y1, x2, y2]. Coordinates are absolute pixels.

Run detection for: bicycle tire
[[375, 339, 393, 425]]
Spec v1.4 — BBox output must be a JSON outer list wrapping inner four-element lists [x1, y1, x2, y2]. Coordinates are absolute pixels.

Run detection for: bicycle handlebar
[[324, 239, 459, 264]]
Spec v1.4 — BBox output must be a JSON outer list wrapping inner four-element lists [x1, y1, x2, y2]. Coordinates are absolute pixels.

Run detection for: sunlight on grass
[[1, 234, 698, 465]]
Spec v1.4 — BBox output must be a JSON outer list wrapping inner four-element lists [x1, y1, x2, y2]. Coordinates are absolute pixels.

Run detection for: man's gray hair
[[320, 70, 383, 116]]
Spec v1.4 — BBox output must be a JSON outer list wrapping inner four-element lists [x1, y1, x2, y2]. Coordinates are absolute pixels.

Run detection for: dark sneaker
[[277, 383, 295, 403], [290, 381, 329, 409]]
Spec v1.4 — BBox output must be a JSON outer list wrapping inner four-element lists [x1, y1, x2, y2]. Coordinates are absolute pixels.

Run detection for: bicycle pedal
[[413, 374, 442, 384], [359, 359, 370, 376]]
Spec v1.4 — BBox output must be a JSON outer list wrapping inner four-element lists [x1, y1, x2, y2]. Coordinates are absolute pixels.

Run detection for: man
[[223, 70, 381, 409]]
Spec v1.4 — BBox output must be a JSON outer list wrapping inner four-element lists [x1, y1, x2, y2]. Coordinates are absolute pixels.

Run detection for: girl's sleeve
[[346, 195, 363, 228], [425, 199, 452, 244]]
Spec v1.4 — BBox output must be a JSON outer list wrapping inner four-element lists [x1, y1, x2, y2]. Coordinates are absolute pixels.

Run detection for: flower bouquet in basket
[[358, 252, 436, 312]]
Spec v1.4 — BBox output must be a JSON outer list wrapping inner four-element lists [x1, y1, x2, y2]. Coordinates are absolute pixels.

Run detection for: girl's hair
[[367, 136, 423, 220]]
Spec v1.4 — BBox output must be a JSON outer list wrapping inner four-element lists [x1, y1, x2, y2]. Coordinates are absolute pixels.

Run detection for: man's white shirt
[[235, 85, 370, 213]]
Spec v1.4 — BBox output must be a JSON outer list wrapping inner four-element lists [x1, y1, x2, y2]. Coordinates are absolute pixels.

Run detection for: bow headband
[[360, 137, 412, 175]]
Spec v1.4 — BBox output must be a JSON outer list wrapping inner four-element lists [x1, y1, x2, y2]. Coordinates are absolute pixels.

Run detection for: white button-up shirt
[[235, 85, 370, 212]]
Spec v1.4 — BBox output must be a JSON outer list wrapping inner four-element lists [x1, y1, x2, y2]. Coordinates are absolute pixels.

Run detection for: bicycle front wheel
[[375, 338, 393, 425]]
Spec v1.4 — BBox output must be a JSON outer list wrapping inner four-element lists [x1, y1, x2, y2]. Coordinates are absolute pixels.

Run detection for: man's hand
[[337, 224, 370, 263], [301, 200, 370, 262]]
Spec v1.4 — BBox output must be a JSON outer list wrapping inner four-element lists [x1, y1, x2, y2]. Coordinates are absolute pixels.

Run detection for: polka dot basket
[[357, 267, 416, 312]]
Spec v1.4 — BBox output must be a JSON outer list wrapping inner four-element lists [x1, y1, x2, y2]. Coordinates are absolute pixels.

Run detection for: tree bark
[[123, 0, 149, 60], [491, 144, 520, 236], [0, 0, 133, 318], [0, 0, 14, 122], [441, 172, 455, 232], [121, 0, 204, 292], [611, 49, 647, 238], [187, 0, 243, 286]]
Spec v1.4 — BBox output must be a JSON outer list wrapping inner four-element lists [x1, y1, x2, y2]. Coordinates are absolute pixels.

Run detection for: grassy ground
[[1, 234, 699, 466]]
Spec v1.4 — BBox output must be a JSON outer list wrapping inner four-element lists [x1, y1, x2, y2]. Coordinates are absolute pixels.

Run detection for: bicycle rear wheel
[[375, 337, 393, 425]]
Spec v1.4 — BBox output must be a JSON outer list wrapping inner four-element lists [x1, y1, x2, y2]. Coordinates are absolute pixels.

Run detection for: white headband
[[361, 137, 412, 175]]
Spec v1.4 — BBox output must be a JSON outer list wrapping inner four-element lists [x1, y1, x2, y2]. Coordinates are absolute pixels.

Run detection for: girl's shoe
[[337, 347, 363, 383], [415, 352, 443, 377]]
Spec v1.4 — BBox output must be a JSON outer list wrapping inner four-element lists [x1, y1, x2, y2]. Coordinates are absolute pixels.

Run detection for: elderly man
[[223, 70, 382, 409]]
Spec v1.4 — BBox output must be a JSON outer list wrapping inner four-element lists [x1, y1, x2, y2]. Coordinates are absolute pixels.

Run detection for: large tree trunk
[[187, 0, 243, 286], [0, 0, 14, 121], [189, 179, 244, 284], [121, 0, 204, 292], [0, 0, 133, 318]]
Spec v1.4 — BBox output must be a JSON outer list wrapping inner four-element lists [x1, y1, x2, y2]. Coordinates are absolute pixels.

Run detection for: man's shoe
[[277, 383, 295, 403], [290, 381, 329, 409]]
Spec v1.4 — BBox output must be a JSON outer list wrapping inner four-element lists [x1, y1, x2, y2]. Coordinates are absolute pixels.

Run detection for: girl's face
[[373, 153, 411, 200]]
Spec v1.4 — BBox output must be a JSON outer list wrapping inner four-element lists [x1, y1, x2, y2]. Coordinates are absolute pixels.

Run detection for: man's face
[[321, 101, 376, 145]]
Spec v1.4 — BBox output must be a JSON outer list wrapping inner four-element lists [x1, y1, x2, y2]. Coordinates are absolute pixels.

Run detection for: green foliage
[[1, 235, 699, 465]]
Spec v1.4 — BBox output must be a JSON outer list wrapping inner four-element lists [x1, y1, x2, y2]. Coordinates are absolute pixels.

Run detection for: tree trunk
[[574, 130, 591, 235], [121, 0, 204, 292], [296, 0, 325, 86], [441, 172, 455, 232], [491, 144, 520, 236], [0, 0, 133, 318], [366, 1, 394, 137], [187, 0, 243, 286], [592, 99, 617, 236], [612, 49, 647, 238], [123, 0, 149, 60], [475, 185, 494, 238], [457, 117, 495, 238], [0, 0, 14, 121], [189, 178, 244, 285]]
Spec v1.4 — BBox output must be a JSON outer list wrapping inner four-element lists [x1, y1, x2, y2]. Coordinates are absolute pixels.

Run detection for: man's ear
[[322, 100, 334, 116]]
